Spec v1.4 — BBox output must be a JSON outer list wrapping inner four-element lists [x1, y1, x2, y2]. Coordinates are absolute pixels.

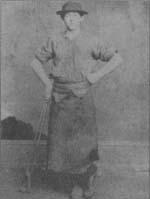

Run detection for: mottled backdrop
[[1, 0, 149, 143]]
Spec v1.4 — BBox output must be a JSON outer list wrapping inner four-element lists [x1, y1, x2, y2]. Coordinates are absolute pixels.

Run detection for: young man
[[31, 1, 123, 198]]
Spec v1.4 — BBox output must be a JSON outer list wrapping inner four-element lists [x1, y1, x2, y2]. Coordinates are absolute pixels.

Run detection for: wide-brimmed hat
[[56, 1, 88, 16]]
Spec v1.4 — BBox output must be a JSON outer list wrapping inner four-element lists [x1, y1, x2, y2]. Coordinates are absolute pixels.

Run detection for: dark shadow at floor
[[30, 164, 97, 194]]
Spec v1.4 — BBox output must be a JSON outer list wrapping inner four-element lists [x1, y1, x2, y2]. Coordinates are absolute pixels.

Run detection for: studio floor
[[0, 167, 148, 199]]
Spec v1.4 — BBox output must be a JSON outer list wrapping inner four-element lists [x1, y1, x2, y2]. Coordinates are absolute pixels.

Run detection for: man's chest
[[53, 36, 92, 60]]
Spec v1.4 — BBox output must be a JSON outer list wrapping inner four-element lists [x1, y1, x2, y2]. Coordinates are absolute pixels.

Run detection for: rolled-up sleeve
[[35, 37, 54, 64], [91, 37, 118, 62]]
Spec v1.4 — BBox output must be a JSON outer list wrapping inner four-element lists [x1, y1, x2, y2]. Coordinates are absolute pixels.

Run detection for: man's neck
[[65, 28, 81, 40]]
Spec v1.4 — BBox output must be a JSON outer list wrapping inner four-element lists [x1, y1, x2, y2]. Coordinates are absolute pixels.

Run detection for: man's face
[[63, 12, 84, 31]]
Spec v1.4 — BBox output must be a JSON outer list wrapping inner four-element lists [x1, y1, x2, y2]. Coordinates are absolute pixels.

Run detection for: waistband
[[52, 77, 90, 94]]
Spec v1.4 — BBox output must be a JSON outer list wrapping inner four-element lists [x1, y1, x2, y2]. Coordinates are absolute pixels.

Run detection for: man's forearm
[[87, 53, 123, 84], [30, 58, 53, 87]]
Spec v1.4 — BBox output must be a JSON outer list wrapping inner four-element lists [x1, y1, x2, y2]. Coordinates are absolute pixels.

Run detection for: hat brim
[[56, 10, 88, 16]]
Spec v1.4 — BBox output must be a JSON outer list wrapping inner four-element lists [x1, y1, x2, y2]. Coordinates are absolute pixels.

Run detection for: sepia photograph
[[0, 0, 149, 199]]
